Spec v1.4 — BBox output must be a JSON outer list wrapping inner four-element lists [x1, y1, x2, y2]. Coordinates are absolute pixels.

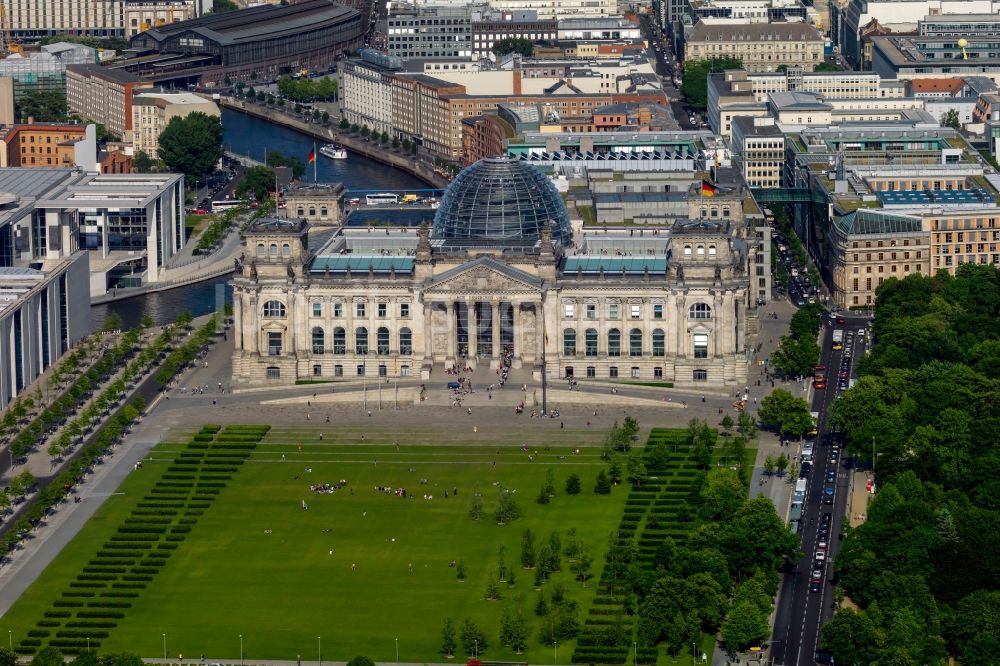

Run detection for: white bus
[[211, 199, 243, 212], [366, 193, 399, 206]]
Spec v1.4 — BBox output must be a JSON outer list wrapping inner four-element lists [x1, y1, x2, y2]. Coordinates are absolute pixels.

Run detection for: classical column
[[491, 300, 501, 358], [248, 292, 259, 354], [511, 301, 522, 368], [232, 288, 243, 349], [446, 301, 456, 362], [423, 301, 433, 362]]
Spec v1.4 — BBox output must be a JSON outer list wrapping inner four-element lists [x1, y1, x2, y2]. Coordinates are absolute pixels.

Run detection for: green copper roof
[[563, 256, 667, 275]]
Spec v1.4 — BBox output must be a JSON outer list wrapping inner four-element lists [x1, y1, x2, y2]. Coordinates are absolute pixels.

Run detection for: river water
[[90, 109, 429, 329]]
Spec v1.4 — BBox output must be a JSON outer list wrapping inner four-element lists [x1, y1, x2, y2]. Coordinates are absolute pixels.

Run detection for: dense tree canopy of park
[[822, 264, 1000, 665]]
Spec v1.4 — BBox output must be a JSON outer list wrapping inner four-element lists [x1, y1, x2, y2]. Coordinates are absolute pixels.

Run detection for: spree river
[[90, 109, 429, 329]]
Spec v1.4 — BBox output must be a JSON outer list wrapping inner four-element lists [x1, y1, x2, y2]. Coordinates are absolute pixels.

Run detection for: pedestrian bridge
[[751, 188, 827, 204]]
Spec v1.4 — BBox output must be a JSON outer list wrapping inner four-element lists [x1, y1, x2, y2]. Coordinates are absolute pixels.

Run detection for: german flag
[[701, 179, 717, 197], [307, 148, 316, 164]]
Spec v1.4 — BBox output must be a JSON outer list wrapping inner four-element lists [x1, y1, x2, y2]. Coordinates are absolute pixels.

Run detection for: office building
[[0, 43, 96, 105], [684, 22, 825, 72], [124, 0, 199, 37], [66, 65, 152, 141], [0, 123, 88, 168], [130, 91, 220, 158], [731, 116, 784, 187], [386, 4, 474, 59]]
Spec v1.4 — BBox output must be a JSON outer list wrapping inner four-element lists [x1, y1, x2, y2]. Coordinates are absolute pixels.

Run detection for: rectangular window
[[693, 369, 708, 382], [378, 303, 388, 318], [587, 366, 596, 378], [400, 303, 410, 318], [653, 304, 663, 319], [693, 334, 708, 359], [609, 304, 619, 319], [335, 365, 343, 377], [654, 367, 663, 379], [313, 364, 322, 377], [334, 303, 343, 317], [609, 366, 618, 378], [586, 304, 596, 320], [631, 366, 640, 378], [564, 303, 575, 319], [312, 303, 322, 318], [268, 332, 282, 356], [630, 304, 640, 319], [357, 364, 366, 377], [356, 303, 366, 317]]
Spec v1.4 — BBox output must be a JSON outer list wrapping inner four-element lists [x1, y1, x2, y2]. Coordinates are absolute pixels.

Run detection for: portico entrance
[[426, 299, 540, 369]]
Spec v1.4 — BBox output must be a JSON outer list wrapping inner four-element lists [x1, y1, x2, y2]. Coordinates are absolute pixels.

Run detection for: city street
[[770, 313, 870, 666]]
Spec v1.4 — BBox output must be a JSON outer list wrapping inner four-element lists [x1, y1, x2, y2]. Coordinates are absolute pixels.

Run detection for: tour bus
[[211, 199, 243, 212], [832, 329, 844, 348], [366, 193, 399, 206]]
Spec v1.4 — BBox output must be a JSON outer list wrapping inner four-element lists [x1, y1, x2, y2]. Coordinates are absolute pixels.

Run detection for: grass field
[[4, 424, 633, 663]]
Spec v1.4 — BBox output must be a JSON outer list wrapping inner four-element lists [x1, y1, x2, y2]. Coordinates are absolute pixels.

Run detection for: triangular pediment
[[423, 257, 543, 294]]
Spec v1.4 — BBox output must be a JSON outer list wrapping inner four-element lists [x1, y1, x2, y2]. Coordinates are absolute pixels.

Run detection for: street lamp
[[87, 637, 90, 653], [395, 638, 398, 662], [239, 634, 244, 666], [318, 636, 322, 666], [8, 629, 11, 650], [163, 634, 167, 661]]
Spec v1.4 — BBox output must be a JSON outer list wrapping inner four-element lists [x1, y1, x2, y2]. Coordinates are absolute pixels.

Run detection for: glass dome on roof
[[431, 158, 571, 246]]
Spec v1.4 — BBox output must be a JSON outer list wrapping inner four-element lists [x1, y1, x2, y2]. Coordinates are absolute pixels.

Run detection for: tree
[[699, 468, 746, 520], [322, 111, 330, 125], [101, 312, 124, 332], [681, 56, 742, 111], [212, 0, 238, 11], [158, 112, 224, 179], [0, 648, 18, 666], [339, 118, 350, 130], [570, 544, 593, 585], [492, 37, 534, 57], [485, 572, 502, 600], [346, 657, 374, 666], [775, 453, 789, 476], [594, 469, 612, 494], [70, 653, 100, 666], [565, 473, 581, 495], [722, 601, 770, 652], [460, 618, 487, 656], [456, 560, 466, 580], [941, 108, 962, 130], [17, 90, 68, 122], [521, 528, 537, 568], [30, 647, 65, 666], [626, 452, 647, 487], [380, 131, 389, 144], [236, 166, 276, 201], [500, 607, 530, 653], [608, 456, 624, 484], [814, 61, 843, 72], [759, 389, 814, 438], [469, 494, 483, 520], [495, 487, 521, 524]]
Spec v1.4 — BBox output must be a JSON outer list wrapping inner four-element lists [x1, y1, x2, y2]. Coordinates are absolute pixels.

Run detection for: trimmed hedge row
[[65, 621, 118, 628]]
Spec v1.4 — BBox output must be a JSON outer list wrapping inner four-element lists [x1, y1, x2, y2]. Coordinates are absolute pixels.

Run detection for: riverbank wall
[[217, 97, 451, 189]]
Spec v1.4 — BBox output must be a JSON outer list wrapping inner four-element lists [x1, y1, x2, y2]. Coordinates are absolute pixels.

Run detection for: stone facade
[[231, 193, 751, 389], [282, 183, 346, 226]]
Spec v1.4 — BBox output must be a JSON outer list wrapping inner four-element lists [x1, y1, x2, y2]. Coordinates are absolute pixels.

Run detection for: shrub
[[65, 621, 118, 628], [36, 621, 61, 628], [52, 601, 85, 608], [76, 611, 125, 619], [76, 575, 117, 581], [99, 592, 138, 599], [27, 631, 50, 638], [170, 526, 191, 533], [43, 611, 72, 618], [141, 559, 168, 567], [81, 567, 126, 574], [61, 592, 96, 598], [130, 567, 159, 575], [156, 543, 179, 550], [56, 631, 110, 639], [110, 583, 146, 589], [68, 583, 106, 589], [122, 575, 152, 582], [86, 602, 131, 608]]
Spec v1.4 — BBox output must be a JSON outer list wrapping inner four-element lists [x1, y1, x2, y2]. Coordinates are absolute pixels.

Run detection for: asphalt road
[[770, 313, 870, 665]]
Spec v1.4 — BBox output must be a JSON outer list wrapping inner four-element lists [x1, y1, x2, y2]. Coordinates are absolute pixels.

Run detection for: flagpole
[[313, 142, 317, 185]]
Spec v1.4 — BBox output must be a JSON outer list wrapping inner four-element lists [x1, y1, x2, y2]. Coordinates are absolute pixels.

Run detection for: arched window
[[683, 245, 692, 256], [262, 300, 285, 318], [700, 207, 707, 218], [256, 243, 265, 258], [630, 328, 642, 356], [282, 243, 291, 258], [311, 327, 325, 354], [608, 328, 621, 357], [355, 326, 368, 354], [269, 244, 278, 258], [321, 207, 329, 217], [696, 245, 705, 256], [377, 327, 390, 355], [585, 328, 598, 357], [296, 207, 305, 217], [309, 208, 316, 217], [563, 328, 577, 356], [689, 303, 712, 319], [693, 369, 708, 382], [399, 327, 412, 355], [710, 207, 718, 218], [722, 207, 731, 218], [652, 329, 665, 357], [708, 245, 717, 256], [333, 327, 346, 354]]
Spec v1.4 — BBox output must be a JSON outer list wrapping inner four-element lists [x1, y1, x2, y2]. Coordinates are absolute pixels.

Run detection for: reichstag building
[[231, 158, 753, 388]]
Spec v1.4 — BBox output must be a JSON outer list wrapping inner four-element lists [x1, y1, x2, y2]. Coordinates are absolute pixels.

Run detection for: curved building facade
[[231, 164, 753, 390], [129, 0, 363, 85]]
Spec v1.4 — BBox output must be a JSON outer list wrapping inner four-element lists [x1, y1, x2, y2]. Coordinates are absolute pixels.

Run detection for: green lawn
[[3, 426, 630, 663]]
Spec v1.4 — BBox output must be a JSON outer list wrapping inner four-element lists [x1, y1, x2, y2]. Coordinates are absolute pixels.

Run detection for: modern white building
[[0, 169, 93, 406], [36, 173, 186, 296]]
